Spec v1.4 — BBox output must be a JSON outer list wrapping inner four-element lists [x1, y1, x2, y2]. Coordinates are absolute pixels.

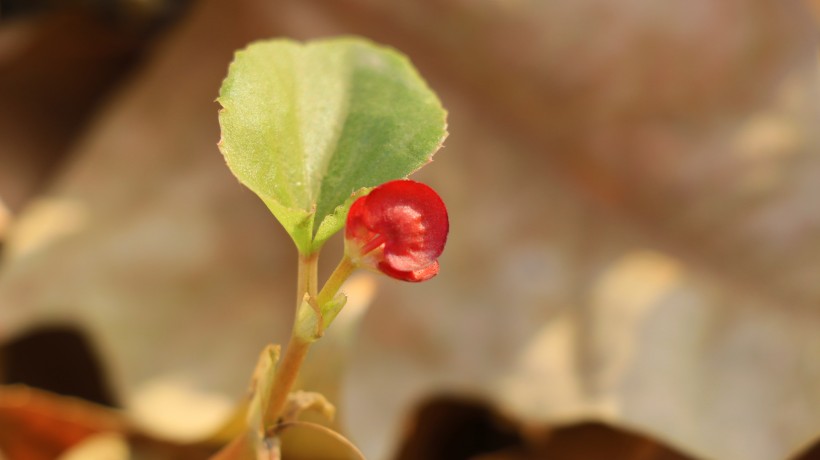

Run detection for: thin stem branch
[[316, 256, 356, 306], [295, 252, 318, 305], [308, 255, 319, 299], [274, 421, 367, 460]]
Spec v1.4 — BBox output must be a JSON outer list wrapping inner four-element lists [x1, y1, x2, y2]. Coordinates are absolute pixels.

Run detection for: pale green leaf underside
[[218, 37, 447, 253]]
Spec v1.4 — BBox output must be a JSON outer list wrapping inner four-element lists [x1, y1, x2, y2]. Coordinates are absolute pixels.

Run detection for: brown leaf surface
[[0, 8, 151, 214], [395, 396, 692, 460], [1, 0, 819, 460], [793, 436, 820, 460], [0, 385, 126, 460], [0, 379, 220, 459]]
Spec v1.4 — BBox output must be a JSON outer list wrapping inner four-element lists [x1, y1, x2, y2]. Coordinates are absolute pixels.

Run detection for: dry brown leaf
[[0, 385, 126, 460], [0, 8, 153, 214], [58, 433, 130, 460], [395, 396, 692, 460], [792, 436, 820, 460]]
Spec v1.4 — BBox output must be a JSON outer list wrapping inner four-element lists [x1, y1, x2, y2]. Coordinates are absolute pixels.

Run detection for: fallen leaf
[[0, 7, 160, 213], [58, 432, 130, 460], [394, 396, 692, 460], [0, 385, 126, 460], [792, 435, 820, 460]]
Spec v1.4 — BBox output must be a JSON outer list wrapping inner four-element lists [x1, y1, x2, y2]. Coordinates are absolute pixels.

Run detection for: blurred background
[[1, 0, 820, 459]]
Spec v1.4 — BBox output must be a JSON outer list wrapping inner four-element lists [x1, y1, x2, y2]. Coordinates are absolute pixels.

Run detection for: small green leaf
[[320, 292, 348, 330], [218, 37, 447, 254], [294, 294, 323, 342]]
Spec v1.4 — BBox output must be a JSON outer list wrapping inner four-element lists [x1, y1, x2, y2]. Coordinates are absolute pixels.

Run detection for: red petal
[[361, 180, 448, 272], [345, 194, 371, 241], [378, 260, 440, 282], [345, 180, 449, 283]]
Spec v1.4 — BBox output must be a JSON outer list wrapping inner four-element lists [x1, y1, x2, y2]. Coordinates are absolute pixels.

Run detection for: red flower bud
[[345, 180, 449, 282]]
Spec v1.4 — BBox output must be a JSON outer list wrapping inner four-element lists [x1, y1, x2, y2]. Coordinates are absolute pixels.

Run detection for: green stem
[[317, 256, 356, 306], [264, 333, 311, 428], [264, 253, 356, 429], [265, 252, 318, 428], [295, 252, 318, 304]]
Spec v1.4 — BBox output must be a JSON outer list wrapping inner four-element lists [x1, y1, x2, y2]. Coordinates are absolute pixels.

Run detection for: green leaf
[[294, 294, 323, 342], [319, 292, 348, 331], [218, 37, 447, 254], [294, 292, 349, 342]]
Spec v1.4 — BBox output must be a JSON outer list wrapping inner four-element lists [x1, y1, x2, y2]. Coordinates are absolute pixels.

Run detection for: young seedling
[[214, 37, 448, 458]]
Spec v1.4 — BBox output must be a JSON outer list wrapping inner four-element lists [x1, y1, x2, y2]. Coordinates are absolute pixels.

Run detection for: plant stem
[[265, 252, 318, 428], [264, 253, 356, 429], [317, 256, 356, 306], [296, 252, 319, 304], [264, 333, 311, 428]]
